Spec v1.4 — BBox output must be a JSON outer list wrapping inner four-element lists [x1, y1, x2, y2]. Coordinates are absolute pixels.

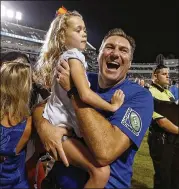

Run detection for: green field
[[132, 132, 154, 188]]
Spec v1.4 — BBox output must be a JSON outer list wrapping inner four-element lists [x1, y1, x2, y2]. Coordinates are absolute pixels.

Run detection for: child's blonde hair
[[0, 62, 32, 123], [36, 11, 82, 87]]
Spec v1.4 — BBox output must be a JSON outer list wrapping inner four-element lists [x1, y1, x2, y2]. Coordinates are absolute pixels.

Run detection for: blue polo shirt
[[51, 73, 154, 188]]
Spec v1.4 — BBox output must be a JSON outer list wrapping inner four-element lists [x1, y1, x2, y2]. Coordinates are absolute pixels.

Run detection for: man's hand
[[56, 59, 73, 91], [32, 104, 71, 167]]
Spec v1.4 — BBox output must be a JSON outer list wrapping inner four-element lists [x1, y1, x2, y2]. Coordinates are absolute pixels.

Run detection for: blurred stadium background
[[1, 6, 178, 189], [1, 20, 178, 83]]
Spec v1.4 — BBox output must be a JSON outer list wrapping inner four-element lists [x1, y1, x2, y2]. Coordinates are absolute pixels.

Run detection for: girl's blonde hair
[[0, 62, 32, 123], [36, 11, 82, 87]]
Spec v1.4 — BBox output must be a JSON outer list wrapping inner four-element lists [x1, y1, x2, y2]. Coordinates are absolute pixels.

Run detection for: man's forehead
[[104, 36, 130, 48], [159, 68, 169, 73]]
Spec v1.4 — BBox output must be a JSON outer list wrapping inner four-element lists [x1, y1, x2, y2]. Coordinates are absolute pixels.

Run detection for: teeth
[[108, 62, 119, 65]]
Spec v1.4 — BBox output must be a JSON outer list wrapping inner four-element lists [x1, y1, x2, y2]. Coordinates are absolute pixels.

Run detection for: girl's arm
[[68, 59, 124, 112], [16, 116, 32, 155]]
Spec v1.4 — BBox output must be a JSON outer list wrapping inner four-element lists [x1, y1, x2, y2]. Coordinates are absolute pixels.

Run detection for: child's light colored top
[[43, 48, 88, 138]]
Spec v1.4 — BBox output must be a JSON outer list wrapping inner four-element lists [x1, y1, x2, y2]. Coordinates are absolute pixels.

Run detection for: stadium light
[[16, 11, 22, 20], [1, 4, 23, 22], [1, 5, 6, 17], [6, 9, 14, 18]]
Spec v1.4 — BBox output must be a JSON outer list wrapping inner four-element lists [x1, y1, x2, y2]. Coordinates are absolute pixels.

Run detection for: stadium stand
[[1, 20, 178, 81], [1, 21, 97, 68]]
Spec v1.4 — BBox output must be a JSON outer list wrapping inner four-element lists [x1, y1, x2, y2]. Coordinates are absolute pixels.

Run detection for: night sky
[[2, 0, 178, 62]]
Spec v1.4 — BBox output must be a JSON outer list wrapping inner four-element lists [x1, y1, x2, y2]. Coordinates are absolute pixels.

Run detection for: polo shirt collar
[[151, 82, 164, 92], [97, 77, 128, 93]]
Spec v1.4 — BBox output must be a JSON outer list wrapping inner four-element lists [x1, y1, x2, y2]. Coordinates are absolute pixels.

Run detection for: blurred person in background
[[1, 51, 50, 189], [134, 77, 141, 85], [148, 64, 179, 189], [170, 80, 179, 103], [1, 51, 51, 109], [140, 79, 145, 87], [0, 62, 32, 189], [144, 82, 151, 89]]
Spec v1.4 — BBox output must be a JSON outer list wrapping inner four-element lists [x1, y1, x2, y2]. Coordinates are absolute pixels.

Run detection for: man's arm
[[154, 98, 179, 125], [70, 95, 132, 166], [156, 118, 179, 134], [32, 102, 70, 166]]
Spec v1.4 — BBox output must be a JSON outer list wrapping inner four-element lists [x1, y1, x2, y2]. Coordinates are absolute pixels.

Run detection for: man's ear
[[153, 73, 158, 80], [129, 61, 131, 69], [153, 73, 157, 78]]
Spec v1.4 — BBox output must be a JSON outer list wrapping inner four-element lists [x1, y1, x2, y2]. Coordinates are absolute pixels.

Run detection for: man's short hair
[[1, 51, 30, 63], [100, 28, 136, 59], [153, 64, 168, 74]]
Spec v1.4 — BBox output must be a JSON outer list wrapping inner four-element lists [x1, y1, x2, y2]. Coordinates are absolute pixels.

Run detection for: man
[[140, 79, 145, 87], [33, 28, 153, 188], [148, 64, 179, 189]]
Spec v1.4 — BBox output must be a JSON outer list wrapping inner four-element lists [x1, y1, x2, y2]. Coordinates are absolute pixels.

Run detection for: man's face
[[140, 79, 145, 87], [98, 35, 132, 88], [154, 68, 170, 87]]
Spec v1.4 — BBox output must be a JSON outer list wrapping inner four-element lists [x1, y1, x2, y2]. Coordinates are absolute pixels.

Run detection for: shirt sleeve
[[152, 112, 164, 120], [61, 48, 88, 70], [110, 90, 153, 148]]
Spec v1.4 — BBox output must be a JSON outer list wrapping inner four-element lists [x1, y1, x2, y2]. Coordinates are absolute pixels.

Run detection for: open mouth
[[107, 62, 120, 70]]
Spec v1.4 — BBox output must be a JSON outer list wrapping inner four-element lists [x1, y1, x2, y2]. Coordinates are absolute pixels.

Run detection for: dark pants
[[41, 162, 88, 189], [171, 137, 179, 189], [148, 131, 179, 189]]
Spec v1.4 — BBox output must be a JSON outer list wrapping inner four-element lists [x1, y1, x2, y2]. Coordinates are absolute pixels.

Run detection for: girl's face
[[65, 16, 87, 51]]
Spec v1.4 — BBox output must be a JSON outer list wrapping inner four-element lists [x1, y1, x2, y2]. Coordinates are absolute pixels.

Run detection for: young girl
[[37, 9, 125, 188], [0, 62, 32, 189]]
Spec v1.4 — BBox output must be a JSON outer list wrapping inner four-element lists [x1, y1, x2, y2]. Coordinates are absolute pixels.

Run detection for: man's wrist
[[67, 87, 78, 99]]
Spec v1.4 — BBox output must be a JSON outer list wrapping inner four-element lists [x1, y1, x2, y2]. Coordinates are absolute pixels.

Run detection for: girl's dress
[[43, 48, 89, 138], [0, 120, 29, 188]]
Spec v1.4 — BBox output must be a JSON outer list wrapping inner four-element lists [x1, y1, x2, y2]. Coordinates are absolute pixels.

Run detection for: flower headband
[[56, 6, 67, 16]]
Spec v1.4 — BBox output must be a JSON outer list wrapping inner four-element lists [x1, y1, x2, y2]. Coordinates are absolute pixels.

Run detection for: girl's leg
[[62, 138, 110, 188]]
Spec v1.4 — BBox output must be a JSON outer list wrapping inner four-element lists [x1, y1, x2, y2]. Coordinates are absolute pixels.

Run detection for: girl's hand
[[111, 90, 125, 112]]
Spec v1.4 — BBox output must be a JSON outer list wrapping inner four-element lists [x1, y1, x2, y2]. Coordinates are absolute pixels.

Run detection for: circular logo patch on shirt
[[121, 107, 142, 136], [130, 112, 141, 132]]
